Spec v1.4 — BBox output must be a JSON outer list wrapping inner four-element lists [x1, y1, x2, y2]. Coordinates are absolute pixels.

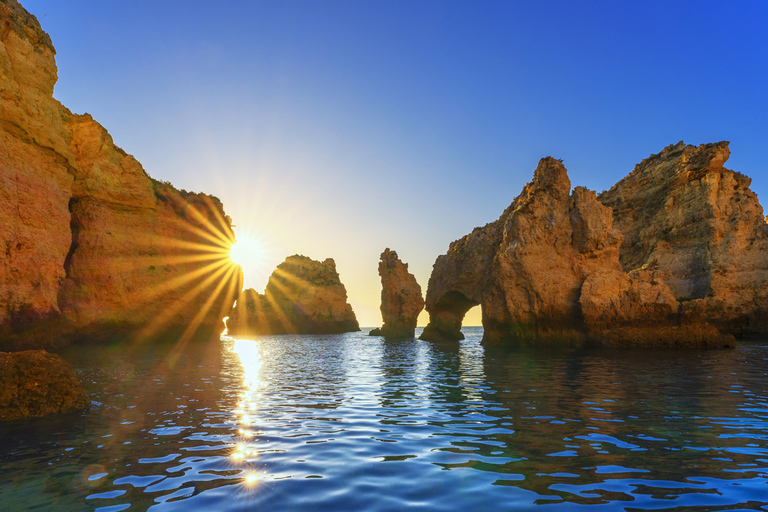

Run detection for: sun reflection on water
[[229, 339, 266, 485]]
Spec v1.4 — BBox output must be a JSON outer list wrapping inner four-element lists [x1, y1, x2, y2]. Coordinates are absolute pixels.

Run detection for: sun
[[229, 236, 264, 267], [228, 231, 273, 293]]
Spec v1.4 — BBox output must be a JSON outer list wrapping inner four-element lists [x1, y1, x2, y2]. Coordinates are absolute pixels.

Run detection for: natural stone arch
[[420, 291, 479, 342]]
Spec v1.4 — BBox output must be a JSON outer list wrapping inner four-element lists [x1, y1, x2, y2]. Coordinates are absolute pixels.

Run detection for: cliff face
[[599, 141, 768, 337], [423, 158, 623, 343], [369, 249, 424, 338], [0, 0, 241, 349], [227, 255, 360, 335], [422, 146, 751, 347]]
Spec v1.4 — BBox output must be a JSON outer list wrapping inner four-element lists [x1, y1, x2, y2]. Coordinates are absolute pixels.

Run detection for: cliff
[[422, 157, 624, 343], [227, 255, 360, 335], [422, 145, 751, 348], [369, 249, 424, 338], [599, 141, 768, 337], [0, 0, 242, 349]]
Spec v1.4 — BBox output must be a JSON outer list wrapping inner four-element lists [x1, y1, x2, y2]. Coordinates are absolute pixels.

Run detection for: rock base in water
[[0, 350, 89, 421]]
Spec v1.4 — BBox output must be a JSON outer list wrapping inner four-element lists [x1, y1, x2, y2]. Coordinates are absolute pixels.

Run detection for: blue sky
[[23, 0, 768, 326]]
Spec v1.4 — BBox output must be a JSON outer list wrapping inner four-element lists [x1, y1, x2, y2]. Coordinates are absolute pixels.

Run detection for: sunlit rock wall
[[599, 141, 768, 337], [422, 157, 623, 344], [0, 0, 241, 349], [422, 145, 754, 347], [227, 255, 360, 335]]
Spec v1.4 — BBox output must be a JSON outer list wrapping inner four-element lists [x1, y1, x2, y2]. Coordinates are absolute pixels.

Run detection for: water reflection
[[229, 338, 264, 483], [2, 331, 768, 511]]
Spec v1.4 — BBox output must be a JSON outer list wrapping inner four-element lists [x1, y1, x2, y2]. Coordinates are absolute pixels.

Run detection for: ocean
[[2, 328, 768, 511]]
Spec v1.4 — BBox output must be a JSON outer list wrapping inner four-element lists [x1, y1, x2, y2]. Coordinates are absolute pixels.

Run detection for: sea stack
[[420, 143, 754, 348], [369, 249, 424, 338], [227, 255, 360, 335], [0, 0, 241, 350]]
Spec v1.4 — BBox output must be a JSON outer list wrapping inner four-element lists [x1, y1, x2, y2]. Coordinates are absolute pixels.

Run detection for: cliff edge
[[0, 0, 242, 349]]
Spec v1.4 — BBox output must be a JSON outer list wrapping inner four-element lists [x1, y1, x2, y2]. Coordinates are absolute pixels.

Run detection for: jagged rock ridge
[[422, 143, 757, 347], [0, 0, 242, 349], [227, 255, 360, 335], [369, 249, 424, 338]]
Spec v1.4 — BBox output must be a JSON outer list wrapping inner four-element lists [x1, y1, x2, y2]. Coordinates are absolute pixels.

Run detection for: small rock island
[[422, 142, 766, 348], [369, 249, 424, 338], [227, 255, 360, 335]]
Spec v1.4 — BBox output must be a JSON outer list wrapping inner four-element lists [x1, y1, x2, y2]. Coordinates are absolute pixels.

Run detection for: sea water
[[1, 327, 768, 511]]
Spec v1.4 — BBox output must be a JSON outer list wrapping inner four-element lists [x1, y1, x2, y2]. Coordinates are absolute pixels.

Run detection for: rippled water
[[2, 328, 768, 511]]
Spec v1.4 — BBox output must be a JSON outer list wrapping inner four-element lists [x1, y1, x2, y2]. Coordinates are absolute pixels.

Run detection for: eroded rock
[[579, 269, 734, 348], [599, 141, 768, 337], [422, 157, 622, 343], [227, 255, 359, 335], [0, 350, 89, 421], [0, 1, 241, 349], [422, 145, 757, 348], [369, 249, 424, 338]]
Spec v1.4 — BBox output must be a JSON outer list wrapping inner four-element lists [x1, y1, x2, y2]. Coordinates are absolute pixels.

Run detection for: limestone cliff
[[599, 141, 768, 337], [422, 157, 623, 343], [0, 0, 241, 349], [422, 147, 749, 347], [227, 255, 359, 335], [369, 249, 424, 338]]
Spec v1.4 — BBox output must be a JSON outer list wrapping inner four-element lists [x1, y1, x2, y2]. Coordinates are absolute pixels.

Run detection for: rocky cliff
[[423, 157, 624, 343], [422, 145, 753, 348], [599, 141, 768, 338], [369, 249, 424, 338], [0, 0, 241, 349], [227, 255, 360, 335]]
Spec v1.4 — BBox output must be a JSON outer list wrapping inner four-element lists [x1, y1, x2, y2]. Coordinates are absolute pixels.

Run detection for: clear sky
[[23, 0, 768, 327]]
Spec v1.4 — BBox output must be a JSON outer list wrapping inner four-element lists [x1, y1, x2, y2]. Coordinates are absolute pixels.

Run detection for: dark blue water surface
[[2, 327, 768, 511]]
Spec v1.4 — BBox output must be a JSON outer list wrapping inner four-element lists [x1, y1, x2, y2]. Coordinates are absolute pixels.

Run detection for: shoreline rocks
[[369, 249, 424, 338], [0, 350, 89, 421], [227, 255, 360, 335]]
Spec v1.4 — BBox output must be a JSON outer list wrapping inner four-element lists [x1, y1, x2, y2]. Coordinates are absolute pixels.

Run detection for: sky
[[23, 0, 768, 327]]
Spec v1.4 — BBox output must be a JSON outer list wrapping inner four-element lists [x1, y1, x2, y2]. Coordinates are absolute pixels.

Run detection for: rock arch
[[420, 291, 479, 342]]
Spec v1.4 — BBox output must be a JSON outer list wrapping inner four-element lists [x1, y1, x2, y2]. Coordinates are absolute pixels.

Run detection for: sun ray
[[217, 266, 243, 333], [201, 195, 237, 242], [134, 259, 231, 305], [262, 287, 296, 334], [170, 202, 235, 248], [176, 265, 239, 345], [134, 260, 233, 341]]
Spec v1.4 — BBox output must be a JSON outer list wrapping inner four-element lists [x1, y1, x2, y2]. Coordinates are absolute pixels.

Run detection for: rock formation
[[227, 255, 360, 335], [0, 0, 242, 350], [422, 157, 624, 343], [0, 350, 89, 421], [579, 269, 733, 348], [422, 145, 752, 348], [599, 141, 768, 338], [369, 249, 424, 337]]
